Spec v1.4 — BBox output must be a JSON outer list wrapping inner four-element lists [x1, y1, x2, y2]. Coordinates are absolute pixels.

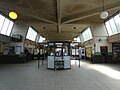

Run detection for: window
[[26, 27, 37, 41], [0, 14, 5, 32], [105, 13, 120, 36], [109, 18, 118, 34], [26, 27, 32, 40], [38, 36, 45, 42], [6, 21, 14, 36], [74, 37, 81, 42], [1, 18, 10, 35], [82, 31, 86, 41], [113, 14, 120, 33], [82, 27, 93, 42], [87, 28, 92, 39], [105, 21, 113, 36], [0, 14, 14, 36], [76, 37, 81, 42]]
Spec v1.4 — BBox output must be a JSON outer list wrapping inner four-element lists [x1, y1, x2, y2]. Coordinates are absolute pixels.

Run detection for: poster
[[81, 48, 85, 55], [3, 46, 9, 54], [16, 46, 21, 54], [112, 43, 120, 60], [86, 47, 92, 58]]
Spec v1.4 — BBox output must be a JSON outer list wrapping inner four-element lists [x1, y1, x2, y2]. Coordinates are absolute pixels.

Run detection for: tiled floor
[[0, 60, 120, 90]]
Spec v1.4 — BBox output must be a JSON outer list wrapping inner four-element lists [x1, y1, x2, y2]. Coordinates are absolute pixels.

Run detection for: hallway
[[0, 60, 120, 90]]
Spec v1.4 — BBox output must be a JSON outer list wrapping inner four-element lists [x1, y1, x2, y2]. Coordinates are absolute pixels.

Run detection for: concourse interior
[[0, 0, 120, 90], [0, 60, 120, 90]]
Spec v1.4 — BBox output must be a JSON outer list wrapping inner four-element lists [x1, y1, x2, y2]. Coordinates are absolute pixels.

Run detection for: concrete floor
[[0, 60, 120, 90]]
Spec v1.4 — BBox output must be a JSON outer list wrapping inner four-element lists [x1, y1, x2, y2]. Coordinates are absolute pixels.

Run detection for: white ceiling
[[0, 0, 120, 41]]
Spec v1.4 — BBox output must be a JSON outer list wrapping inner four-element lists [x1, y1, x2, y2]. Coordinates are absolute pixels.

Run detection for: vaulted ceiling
[[0, 0, 120, 41]]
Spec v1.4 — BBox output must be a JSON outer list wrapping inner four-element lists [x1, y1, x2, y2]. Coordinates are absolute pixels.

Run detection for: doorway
[[100, 46, 108, 63]]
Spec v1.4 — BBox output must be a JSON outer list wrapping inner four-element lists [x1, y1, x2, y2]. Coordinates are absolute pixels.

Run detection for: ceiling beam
[[46, 37, 73, 40], [34, 17, 57, 24], [56, 0, 61, 34], [57, 25, 61, 34], [57, 0, 61, 24], [62, 2, 120, 24]]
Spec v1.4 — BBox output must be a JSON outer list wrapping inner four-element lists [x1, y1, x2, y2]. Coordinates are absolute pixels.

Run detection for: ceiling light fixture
[[43, 27, 46, 29], [73, 26, 76, 29], [9, 11, 18, 20], [100, 0, 108, 19]]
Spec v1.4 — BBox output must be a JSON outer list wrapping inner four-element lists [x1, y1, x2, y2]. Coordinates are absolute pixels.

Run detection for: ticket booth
[[47, 41, 71, 70]]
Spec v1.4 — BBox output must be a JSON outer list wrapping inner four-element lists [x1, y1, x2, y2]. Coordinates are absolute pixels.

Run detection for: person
[[101, 49, 107, 63], [24, 49, 30, 62], [56, 51, 59, 56], [78, 49, 82, 67], [90, 54, 94, 63]]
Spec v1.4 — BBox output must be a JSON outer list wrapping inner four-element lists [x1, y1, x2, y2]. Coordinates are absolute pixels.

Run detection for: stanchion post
[[79, 59, 80, 68], [38, 59, 40, 68], [42, 58, 43, 65]]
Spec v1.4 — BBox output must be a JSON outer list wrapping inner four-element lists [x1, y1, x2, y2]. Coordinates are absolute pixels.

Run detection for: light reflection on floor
[[71, 60, 83, 65], [71, 60, 120, 79], [88, 63, 120, 80]]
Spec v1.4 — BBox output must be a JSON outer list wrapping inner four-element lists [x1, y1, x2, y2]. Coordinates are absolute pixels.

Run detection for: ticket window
[[55, 48, 62, 56]]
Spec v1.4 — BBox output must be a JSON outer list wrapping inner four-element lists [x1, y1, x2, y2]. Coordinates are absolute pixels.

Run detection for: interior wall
[[10, 22, 29, 52], [90, 23, 112, 55], [9, 42, 24, 53], [0, 42, 10, 53], [0, 34, 11, 43], [11, 22, 29, 42], [108, 33, 120, 42], [0, 34, 11, 53], [83, 39, 94, 47], [95, 43, 112, 54], [91, 23, 108, 37]]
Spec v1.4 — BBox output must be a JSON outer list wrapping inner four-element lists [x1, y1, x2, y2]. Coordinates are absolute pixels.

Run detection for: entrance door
[[100, 46, 108, 55], [100, 46, 108, 63]]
